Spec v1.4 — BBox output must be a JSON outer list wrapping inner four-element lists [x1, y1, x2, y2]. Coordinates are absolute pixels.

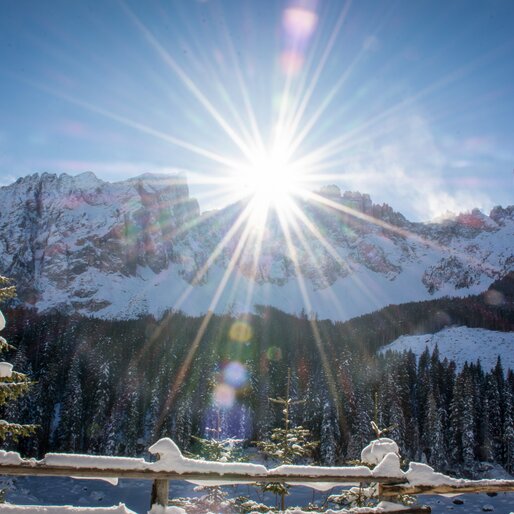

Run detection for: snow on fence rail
[[1, 437, 514, 513]]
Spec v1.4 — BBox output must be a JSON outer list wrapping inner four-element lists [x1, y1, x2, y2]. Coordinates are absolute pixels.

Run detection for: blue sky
[[0, 0, 513, 220]]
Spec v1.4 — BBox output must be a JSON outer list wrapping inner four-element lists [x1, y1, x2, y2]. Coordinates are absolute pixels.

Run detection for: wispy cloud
[[321, 111, 498, 221]]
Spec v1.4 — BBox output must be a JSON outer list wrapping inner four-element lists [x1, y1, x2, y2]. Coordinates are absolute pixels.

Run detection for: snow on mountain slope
[[0, 172, 513, 320], [382, 326, 514, 371]]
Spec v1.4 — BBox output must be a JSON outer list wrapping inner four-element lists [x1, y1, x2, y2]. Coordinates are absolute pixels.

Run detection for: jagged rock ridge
[[0, 172, 512, 320]]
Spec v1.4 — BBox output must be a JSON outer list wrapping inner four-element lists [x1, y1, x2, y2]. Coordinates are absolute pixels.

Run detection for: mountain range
[[0, 171, 512, 320]]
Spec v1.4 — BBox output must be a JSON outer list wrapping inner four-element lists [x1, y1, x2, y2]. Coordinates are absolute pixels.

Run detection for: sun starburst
[[112, 0, 409, 419], [33, 1, 474, 427]]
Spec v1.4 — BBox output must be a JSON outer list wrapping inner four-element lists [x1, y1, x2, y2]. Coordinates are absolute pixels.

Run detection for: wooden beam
[[0, 463, 405, 485], [382, 482, 514, 496], [370, 508, 430, 514], [381, 508, 430, 514]]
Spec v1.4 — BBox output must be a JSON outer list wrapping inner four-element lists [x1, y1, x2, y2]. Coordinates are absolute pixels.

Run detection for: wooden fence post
[[150, 478, 169, 509], [149, 449, 169, 509]]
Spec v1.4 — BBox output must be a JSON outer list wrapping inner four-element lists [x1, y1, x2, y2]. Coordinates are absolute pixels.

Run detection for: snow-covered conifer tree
[[448, 374, 465, 464], [144, 364, 166, 445], [502, 386, 514, 472], [89, 360, 112, 452], [461, 371, 476, 468], [0, 276, 36, 442], [320, 396, 340, 466], [382, 370, 406, 451], [121, 364, 143, 455], [172, 396, 193, 450], [256, 368, 318, 511], [423, 391, 447, 470], [485, 374, 503, 461], [58, 357, 84, 451], [346, 384, 373, 461]]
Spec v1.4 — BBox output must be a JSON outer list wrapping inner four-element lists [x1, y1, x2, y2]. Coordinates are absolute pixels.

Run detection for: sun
[[242, 151, 294, 200], [236, 140, 304, 220]]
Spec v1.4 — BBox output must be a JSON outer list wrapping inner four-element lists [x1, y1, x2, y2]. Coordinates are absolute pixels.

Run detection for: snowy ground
[[382, 326, 514, 371], [3, 476, 514, 513]]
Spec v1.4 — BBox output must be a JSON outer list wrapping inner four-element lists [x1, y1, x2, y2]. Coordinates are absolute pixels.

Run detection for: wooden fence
[[2, 447, 514, 513]]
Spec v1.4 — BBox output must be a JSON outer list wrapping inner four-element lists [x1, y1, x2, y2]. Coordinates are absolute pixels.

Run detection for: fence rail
[[0, 460, 406, 511], [381, 481, 514, 496], [2, 438, 514, 513], [0, 462, 404, 484]]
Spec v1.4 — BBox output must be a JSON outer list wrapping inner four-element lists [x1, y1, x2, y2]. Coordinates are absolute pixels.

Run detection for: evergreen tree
[[461, 370, 476, 469], [124, 388, 142, 456], [103, 410, 121, 456], [89, 361, 112, 452], [448, 374, 465, 465], [479, 395, 494, 462], [402, 351, 420, 460], [256, 369, 318, 511], [346, 384, 373, 461], [485, 374, 502, 461], [423, 391, 447, 470], [57, 357, 84, 451], [144, 366, 165, 445], [416, 347, 431, 440], [381, 368, 406, 452], [0, 277, 36, 442], [4, 348, 41, 456], [320, 396, 340, 466], [172, 396, 193, 450], [502, 386, 514, 472]]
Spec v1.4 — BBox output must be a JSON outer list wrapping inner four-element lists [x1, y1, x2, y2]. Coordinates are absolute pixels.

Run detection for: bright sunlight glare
[[235, 138, 306, 222]]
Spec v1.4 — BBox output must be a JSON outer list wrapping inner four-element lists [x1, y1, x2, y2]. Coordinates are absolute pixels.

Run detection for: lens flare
[[213, 383, 236, 409], [280, 50, 305, 75], [283, 6, 318, 41], [229, 320, 253, 342], [266, 346, 283, 361], [484, 289, 505, 306], [280, 1, 318, 75], [223, 361, 248, 388]]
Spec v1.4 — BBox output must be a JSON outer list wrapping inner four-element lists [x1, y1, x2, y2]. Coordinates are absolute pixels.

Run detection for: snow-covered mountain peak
[[123, 172, 188, 190], [0, 171, 512, 320], [490, 204, 514, 225], [430, 207, 499, 230]]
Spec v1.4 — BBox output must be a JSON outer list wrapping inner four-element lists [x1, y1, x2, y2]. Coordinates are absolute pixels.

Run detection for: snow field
[[382, 327, 514, 372]]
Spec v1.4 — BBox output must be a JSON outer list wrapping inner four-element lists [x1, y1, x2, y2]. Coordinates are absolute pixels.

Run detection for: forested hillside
[[332, 272, 514, 355], [1, 274, 513, 476]]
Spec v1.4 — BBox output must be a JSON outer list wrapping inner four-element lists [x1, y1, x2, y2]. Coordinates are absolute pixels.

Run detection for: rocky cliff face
[[0, 172, 512, 320], [0, 172, 199, 312]]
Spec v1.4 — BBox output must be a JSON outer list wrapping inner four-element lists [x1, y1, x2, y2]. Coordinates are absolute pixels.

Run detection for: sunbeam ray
[[241, 212, 269, 314], [170, 200, 255, 313], [216, 2, 266, 153], [158, 202, 259, 428], [290, 39, 513, 169], [275, 201, 348, 440], [285, 198, 380, 313], [284, 0, 352, 147], [4, 70, 243, 170], [122, 3, 254, 159]]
